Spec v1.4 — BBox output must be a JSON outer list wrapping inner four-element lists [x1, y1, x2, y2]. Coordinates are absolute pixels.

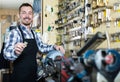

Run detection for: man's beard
[[22, 17, 32, 26], [23, 22, 31, 26]]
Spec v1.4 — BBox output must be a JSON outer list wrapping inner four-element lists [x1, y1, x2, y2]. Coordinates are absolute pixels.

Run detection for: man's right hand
[[14, 43, 27, 55]]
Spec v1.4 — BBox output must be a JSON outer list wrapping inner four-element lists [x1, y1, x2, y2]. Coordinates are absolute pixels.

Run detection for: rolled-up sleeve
[[35, 32, 55, 53]]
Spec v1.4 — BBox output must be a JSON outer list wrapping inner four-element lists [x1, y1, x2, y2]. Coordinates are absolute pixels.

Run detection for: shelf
[[92, 6, 113, 13], [57, 16, 81, 29], [70, 36, 81, 41], [69, 26, 81, 32]]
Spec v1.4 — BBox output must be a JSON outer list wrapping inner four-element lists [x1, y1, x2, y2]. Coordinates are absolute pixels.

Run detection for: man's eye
[[21, 12, 33, 15], [28, 12, 33, 15], [21, 12, 26, 14]]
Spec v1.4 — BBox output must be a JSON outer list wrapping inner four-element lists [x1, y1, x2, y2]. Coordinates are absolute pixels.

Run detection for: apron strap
[[31, 29, 36, 39], [18, 25, 36, 42]]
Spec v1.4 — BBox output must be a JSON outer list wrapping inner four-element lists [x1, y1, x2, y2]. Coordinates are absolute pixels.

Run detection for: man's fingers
[[55, 46, 65, 54], [14, 43, 26, 55], [15, 50, 22, 55], [15, 43, 26, 49], [60, 47, 65, 54]]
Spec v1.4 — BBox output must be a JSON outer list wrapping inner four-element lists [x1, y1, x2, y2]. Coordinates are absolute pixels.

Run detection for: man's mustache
[[24, 17, 31, 20]]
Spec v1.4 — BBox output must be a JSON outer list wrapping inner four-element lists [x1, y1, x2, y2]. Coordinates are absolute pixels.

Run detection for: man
[[3, 3, 65, 82]]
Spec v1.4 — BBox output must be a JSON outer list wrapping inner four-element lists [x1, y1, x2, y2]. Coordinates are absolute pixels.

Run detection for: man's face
[[19, 6, 33, 26]]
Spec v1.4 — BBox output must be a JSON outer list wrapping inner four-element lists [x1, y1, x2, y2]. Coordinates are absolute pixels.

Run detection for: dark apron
[[10, 26, 38, 82], [0, 42, 10, 69]]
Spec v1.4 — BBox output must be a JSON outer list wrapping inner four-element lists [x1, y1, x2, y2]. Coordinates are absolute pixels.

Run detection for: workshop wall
[[42, 0, 58, 45], [0, 9, 18, 34], [0, 9, 18, 46]]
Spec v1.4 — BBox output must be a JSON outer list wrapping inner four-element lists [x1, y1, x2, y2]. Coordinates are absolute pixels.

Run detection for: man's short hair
[[19, 3, 33, 13]]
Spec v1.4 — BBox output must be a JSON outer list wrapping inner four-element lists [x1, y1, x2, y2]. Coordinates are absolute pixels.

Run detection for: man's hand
[[14, 43, 27, 55], [54, 45, 65, 54]]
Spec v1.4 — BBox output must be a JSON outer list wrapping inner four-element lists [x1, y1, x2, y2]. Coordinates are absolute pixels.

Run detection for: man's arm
[[3, 30, 19, 61], [35, 32, 65, 54]]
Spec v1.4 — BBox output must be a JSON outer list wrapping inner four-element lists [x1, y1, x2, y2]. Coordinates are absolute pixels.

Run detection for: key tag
[[24, 42, 28, 47]]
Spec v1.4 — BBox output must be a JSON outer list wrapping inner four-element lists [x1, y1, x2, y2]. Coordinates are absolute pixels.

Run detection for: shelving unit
[[55, 0, 85, 53], [55, 0, 120, 56]]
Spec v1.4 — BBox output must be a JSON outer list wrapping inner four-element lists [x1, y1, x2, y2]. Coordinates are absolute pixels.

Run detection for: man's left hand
[[54, 45, 65, 54]]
